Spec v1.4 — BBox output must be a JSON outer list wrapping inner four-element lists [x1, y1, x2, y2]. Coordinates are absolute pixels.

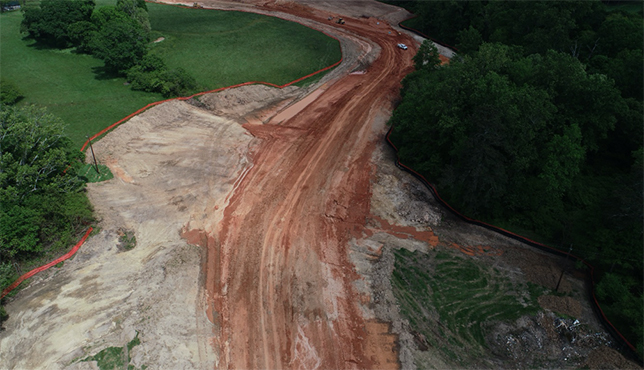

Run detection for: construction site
[[0, 1, 640, 369]]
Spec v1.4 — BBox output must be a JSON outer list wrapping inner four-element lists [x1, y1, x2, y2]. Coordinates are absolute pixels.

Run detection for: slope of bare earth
[[0, 101, 252, 369]]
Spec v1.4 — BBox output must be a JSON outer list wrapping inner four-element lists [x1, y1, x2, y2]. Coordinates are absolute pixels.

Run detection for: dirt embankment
[[178, 2, 419, 368]]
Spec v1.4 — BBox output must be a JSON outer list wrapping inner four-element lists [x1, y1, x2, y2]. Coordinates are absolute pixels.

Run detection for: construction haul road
[[181, 2, 417, 368]]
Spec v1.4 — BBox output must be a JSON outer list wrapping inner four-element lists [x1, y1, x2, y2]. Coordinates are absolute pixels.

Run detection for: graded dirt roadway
[[179, 3, 418, 368]]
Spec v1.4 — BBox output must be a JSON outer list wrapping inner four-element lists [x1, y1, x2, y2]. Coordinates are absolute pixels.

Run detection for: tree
[[0, 105, 92, 261], [21, 0, 95, 48], [90, 5, 130, 29], [67, 20, 97, 53], [456, 26, 483, 54], [90, 19, 148, 73], [390, 43, 625, 222], [116, 0, 150, 34], [413, 40, 442, 71], [598, 12, 643, 57]]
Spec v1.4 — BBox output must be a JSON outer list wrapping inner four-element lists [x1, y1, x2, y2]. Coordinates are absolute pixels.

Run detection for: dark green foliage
[[390, 0, 643, 358], [0, 106, 93, 261], [597, 12, 643, 57], [0, 262, 18, 309], [596, 273, 644, 356], [456, 26, 483, 54], [391, 44, 622, 223], [90, 19, 148, 73], [90, 5, 131, 29], [126, 55, 198, 97], [67, 20, 98, 54], [412, 39, 441, 71], [116, 0, 150, 34], [396, 0, 642, 102], [21, 0, 95, 48], [0, 79, 23, 106]]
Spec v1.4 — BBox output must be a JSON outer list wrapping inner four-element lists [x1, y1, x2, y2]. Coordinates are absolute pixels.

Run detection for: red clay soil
[[183, 4, 417, 369]]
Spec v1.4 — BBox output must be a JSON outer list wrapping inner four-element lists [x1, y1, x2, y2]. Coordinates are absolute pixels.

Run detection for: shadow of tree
[[91, 65, 120, 81]]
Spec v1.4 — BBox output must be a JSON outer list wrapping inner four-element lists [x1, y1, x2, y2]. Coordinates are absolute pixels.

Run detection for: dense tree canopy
[[90, 18, 148, 72], [21, 0, 95, 48], [0, 105, 93, 326], [0, 106, 92, 261], [389, 0, 643, 358], [391, 44, 625, 224]]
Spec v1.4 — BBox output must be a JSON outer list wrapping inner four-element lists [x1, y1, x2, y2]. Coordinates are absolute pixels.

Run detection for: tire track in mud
[[185, 5, 417, 369]]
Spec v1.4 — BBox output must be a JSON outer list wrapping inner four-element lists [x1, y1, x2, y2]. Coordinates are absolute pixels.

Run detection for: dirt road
[[179, 3, 418, 368]]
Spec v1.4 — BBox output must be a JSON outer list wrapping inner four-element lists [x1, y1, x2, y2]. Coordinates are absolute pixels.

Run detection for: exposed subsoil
[[179, 2, 419, 368], [1, 1, 640, 370]]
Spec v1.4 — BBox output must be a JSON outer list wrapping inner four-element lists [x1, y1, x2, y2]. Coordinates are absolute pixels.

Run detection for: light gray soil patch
[[0, 101, 253, 369]]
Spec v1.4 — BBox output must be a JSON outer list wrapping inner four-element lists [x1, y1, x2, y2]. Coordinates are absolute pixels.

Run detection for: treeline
[[388, 0, 643, 358], [21, 0, 197, 97], [0, 96, 94, 325]]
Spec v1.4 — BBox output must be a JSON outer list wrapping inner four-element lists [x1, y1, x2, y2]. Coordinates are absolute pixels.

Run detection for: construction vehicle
[[193, 2, 203, 8], [336, 18, 345, 25]]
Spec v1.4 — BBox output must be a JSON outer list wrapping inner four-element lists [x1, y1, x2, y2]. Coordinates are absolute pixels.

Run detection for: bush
[[0, 79, 23, 105], [126, 54, 197, 97], [0, 262, 17, 293]]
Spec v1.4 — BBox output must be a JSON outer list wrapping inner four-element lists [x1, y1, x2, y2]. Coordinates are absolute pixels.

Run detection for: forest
[[387, 0, 643, 358]]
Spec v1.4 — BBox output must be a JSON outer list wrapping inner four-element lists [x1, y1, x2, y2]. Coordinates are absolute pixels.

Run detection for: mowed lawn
[[1, 10, 163, 147], [1, 2, 341, 147], [147, 3, 341, 88]]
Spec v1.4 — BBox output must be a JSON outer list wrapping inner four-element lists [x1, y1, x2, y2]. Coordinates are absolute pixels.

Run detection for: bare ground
[[0, 1, 640, 370]]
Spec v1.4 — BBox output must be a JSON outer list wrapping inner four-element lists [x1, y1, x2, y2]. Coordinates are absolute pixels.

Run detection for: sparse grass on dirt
[[392, 248, 543, 366], [0, 2, 340, 148], [78, 164, 114, 183], [147, 3, 341, 90], [80, 332, 145, 370], [117, 229, 137, 251]]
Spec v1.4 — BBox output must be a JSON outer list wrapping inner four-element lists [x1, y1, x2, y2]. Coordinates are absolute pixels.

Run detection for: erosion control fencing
[[83, 2, 343, 152], [1, 228, 93, 300], [385, 124, 642, 364], [80, 60, 342, 151]]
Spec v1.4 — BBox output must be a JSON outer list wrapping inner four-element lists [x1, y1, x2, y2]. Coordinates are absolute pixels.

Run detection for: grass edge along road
[[1, 2, 341, 147]]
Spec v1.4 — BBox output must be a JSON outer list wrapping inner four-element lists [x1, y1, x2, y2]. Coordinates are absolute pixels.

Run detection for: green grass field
[[147, 3, 341, 89], [0, 9, 163, 147], [0, 2, 341, 147]]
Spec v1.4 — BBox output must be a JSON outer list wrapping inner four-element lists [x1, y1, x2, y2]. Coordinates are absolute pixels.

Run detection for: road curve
[[196, 4, 416, 369]]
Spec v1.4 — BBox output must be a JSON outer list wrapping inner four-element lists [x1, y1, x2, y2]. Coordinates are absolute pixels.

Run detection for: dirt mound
[[198, 84, 300, 120]]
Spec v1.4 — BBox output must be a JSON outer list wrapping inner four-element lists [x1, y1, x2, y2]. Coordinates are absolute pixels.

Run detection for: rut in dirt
[[193, 8, 417, 370]]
